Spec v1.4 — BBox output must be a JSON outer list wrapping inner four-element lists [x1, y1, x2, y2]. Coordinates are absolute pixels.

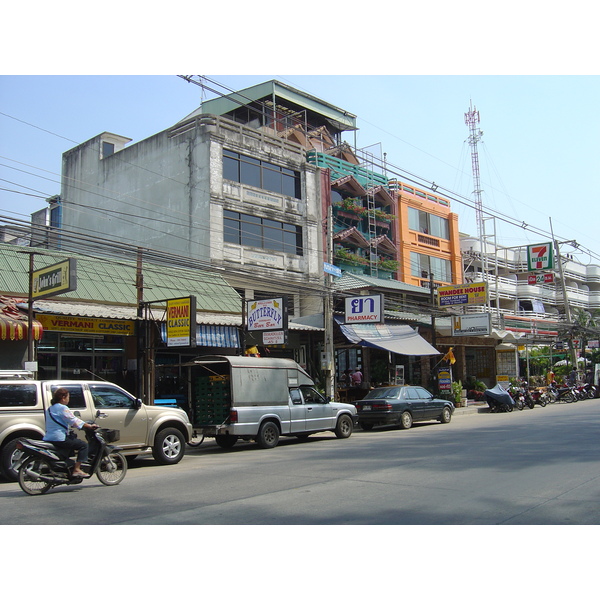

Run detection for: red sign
[[528, 273, 554, 285]]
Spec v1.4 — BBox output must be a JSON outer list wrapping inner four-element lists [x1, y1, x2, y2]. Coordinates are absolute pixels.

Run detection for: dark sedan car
[[356, 385, 454, 430]]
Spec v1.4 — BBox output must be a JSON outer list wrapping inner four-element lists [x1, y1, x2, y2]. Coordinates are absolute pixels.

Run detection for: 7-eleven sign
[[527, 242, 554, 271]]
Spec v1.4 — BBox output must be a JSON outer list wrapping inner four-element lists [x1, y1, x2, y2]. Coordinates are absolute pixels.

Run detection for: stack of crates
[[192, 374, 231, 427]]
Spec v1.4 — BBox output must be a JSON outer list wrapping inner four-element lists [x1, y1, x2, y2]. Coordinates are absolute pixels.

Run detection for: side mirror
[[95, 410, 108, 419], [325, 396, 332, 403], [73, 410, 81, 417], [134, 398, 143, 409]]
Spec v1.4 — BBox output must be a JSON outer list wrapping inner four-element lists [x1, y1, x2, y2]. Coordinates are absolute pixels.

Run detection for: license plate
[[362, 405, 371, 411]]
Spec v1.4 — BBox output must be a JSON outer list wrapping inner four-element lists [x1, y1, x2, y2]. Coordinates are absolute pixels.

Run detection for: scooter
[[529, 388, 547, 407], [547, 383, 577, 403], [14, 414, 127, 495]]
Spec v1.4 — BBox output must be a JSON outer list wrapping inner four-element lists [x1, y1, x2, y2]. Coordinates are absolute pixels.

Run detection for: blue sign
[[324, 262, 342, 277]]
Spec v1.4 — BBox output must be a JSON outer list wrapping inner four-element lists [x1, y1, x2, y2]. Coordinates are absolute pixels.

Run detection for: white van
[[185, 355, 357, 449]]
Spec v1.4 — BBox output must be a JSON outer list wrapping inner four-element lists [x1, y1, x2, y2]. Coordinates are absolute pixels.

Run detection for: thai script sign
[[32, 259, 77, 299], [451, 313, 491, 336], [527, 242, 554, 271], [166, 296, 196, 347], [438, 283, 487, 307], [246, 297, 288, 331], [344, 294, 384, 324]]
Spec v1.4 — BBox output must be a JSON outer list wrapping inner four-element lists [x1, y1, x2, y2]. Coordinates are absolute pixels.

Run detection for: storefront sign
[[166, 296, 196, 347], [437, 366, 452, 391], [32, 259, 77, 299], [451, 313, 491, 336], [344, 294, 384, 323], [37, 314, 135, 336], [527, 242, 554, 271], [528, 272, 554, 285], [438, 283, 487, 307], [247, 297, 288, 331], [263, 330, 287, 345]]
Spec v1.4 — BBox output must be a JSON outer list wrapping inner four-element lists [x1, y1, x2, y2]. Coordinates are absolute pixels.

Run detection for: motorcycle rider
[[43, 387, 97, 478]]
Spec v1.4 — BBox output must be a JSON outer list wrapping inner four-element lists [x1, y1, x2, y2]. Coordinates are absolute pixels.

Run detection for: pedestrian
[[567, 367, 577, 386], [43, 387, 97, 478], [351, 367, 363, 387], [546, 369, 555, 385]]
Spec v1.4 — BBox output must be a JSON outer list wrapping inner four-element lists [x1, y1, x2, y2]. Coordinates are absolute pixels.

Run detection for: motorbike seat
[[28, 440, 58, 450]]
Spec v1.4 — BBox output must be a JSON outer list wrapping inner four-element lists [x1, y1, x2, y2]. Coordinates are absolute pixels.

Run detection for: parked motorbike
[[484, 384, 515, 413], [508, 384, 535, 410], [577, 383, 598, 400], [547, 383, 577, 403], [14, 415, 127, 495], [529, 388, 547, 407]]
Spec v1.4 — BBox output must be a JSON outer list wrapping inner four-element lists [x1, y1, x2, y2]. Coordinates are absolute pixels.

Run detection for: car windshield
[[363, 387, 402, 400]]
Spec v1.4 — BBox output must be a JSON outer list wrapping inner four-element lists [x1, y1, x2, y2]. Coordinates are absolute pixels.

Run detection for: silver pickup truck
[[186, 355, 357, 449], [0, 375, 193, 480]]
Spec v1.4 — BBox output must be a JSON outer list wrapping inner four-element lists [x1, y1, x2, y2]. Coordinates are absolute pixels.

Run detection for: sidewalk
[[453, 401, 488, 417]]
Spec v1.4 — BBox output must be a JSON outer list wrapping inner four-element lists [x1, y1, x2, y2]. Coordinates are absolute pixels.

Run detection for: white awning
[[336, 317, 439, 356]]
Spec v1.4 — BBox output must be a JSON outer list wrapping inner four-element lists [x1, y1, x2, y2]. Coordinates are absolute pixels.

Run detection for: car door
[[288, 388, 306, 433], [417, 387, 439, 419], [301, 386, 335, 431], [87, 383, 148, 448], [406, 387, 427, 421]]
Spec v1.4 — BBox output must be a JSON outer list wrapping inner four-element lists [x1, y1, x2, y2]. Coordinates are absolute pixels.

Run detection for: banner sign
[[451, 313, 491, 336], [32, 259, 77, 299], [527, 242, 554, 271], [166, 296, 196, 347], [37, 313, 135, 336], [438, 283, 487, 307], [344, 294, 384, 323], [437, 366, 452, 391], [247, 297, 288, 332], [528, 272, 554, 285], [323, 262, 342, 277]]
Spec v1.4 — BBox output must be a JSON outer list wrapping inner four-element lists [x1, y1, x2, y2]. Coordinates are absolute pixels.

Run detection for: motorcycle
[[529, 388, 547, 407], [508, 384, 535, 410], [483, 384, 515, 413], [14, 414, 127, 495], [547, 383, 577, 403]]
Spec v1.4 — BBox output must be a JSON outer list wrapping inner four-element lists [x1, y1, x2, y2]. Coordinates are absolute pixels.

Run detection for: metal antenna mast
[[465, 101, 484, 245]]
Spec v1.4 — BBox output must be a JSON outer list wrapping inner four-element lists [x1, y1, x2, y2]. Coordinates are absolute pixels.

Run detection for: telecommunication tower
[[464, 101, 484, 244]]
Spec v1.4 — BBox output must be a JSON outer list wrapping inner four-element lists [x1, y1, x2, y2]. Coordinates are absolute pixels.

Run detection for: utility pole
[[324, 204, 335, 400], [550, 218, 578, 368]]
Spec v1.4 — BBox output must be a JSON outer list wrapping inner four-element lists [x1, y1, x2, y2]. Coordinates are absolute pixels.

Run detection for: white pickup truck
[[0, 374, 193, 480], [186, 355, 357, 449]]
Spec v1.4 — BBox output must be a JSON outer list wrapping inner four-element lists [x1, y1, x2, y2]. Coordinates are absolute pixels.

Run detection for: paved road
[[1, 399, 599, 525]]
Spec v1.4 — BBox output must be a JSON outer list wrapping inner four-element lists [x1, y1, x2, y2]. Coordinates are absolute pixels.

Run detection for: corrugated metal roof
[[333, 272, 431, 296], [28, 299, 323, 331], [0, 243, 241, 314]]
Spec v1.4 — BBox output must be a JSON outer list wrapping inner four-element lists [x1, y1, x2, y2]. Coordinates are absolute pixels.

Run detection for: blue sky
[[2, 74, 599, 264]]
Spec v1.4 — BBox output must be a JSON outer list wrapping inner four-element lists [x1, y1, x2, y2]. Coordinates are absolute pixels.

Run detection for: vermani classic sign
[[166, 296, 197, 347], [344, 295, 384, 324], [32, 258, 77, 299]]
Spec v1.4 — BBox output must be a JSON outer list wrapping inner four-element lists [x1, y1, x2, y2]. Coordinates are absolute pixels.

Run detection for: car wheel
[[360, 422, 374, 431], [1, 438, 27, 481], [256, 421, 280, 449], [152, 427, 185, 464], [334, 414, 353, 438], [440, 406, 452, 424], [399, 411, 413, 430], [215, 435, 238, 449]]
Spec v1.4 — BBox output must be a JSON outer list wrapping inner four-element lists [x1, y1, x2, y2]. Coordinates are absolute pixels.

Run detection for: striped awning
[[0, 314, 43, 341], [0, 297, 44, 341], [160, 323, 240, 349]]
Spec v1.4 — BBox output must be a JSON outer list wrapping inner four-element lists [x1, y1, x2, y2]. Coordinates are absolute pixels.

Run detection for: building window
[[410, 252, 452, 282], [224, 210, 303, 256], [408, 207, 449, 240], [223, 149, 301, 198], [102, 141, 115, 159]]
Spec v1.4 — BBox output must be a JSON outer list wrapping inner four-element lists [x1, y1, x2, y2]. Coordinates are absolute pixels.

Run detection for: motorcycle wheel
[[18, 457, 53, 495], [516, 399, 524, 410], [538, 399, 547, 407], [97, 451, 127, 486]]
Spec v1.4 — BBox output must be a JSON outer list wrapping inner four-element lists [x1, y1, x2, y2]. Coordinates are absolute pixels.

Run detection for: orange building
[[391, 180, 462, 289]]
